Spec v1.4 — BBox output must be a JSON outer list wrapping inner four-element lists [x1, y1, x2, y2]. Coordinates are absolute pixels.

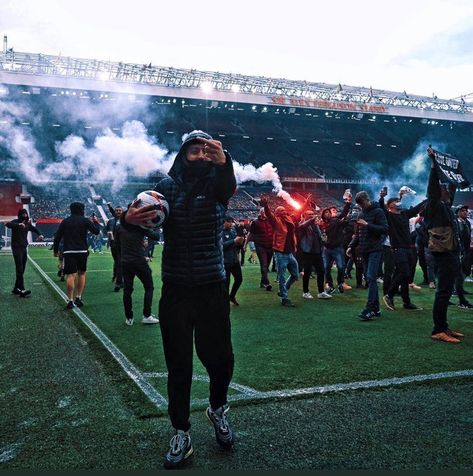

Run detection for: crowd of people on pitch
[[6, 133, 471, 469]]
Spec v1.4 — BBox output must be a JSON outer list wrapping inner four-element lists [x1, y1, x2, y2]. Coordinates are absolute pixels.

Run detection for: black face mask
[[19, 214, 28, 222], [186, 160, 212, 177]]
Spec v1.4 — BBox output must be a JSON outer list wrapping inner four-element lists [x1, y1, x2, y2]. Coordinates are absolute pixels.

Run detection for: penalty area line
[[28, 256, 167, 409]]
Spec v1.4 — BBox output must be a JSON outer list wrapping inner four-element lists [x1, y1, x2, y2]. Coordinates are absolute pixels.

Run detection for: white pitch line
[[28, 256, 168, 409], [146, 369, 473, 406], [27, 255, 473, 410], [143, 372, 260, 396]]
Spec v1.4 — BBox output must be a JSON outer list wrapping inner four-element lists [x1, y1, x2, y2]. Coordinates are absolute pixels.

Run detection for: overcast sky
[[1, 0, 473, 100]]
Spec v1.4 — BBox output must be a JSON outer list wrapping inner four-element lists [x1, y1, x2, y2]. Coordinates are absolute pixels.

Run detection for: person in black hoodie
[[53, 202, 100, 310], [298, 209, 331, 299], [123, 130, 236, 469], [347, 191, 388, 321], [379, 188, 426, 312], [319, 198, 351, 294], [222, 216, 244, 305], [424, 147, 465, 343], [6, 208, 44, 297], [115, 213, 160, 326]]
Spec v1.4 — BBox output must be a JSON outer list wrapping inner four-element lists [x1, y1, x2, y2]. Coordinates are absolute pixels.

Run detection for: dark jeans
[[417, 243, 429, 283], [432, 252, 459, 333], [323, 246, 345, 287], [122, 259, 154, 320], [110, 243, 123, 286], [12, 246, 27, 290], [362, 250, 383, 312], [274, 251, 299, 300], [255, 245, 273, 286], [159, 281, 234, 431], [225, 262, 243, 299], [302, 252, 324, 294], [387, 248, 413, 305]]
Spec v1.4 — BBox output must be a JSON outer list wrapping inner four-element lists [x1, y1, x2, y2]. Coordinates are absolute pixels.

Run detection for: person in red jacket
[[261, 194, 311, 307]]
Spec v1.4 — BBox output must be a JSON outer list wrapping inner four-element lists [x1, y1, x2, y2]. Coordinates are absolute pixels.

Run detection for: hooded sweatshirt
[[146, 131, 237, 285], [6, 209, 41, 248], [53, 203, 100, 253]]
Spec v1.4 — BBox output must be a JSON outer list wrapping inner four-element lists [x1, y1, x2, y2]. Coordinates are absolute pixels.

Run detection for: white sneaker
[[376, 278, 384, 284], [142, 315, 159, 324], [317, 291, 333, 299], [302, 292, 314, 299], [126, 318, 134, 326], [409, 283, 422, 290]]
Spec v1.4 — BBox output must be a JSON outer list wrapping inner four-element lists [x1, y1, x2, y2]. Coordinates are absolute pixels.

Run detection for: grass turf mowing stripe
[[28, 255, 168, 409]]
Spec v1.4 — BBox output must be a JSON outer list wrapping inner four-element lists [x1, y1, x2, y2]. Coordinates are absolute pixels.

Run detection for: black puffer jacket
[[154, 146, 237, 285], [349, 203, 388, 254]]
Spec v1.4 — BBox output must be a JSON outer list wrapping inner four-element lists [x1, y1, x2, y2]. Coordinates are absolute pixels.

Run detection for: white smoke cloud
[[0, 94, 300, 204]]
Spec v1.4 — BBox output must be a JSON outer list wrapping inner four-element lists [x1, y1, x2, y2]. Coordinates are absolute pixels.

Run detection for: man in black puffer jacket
[[124, 130, 237, 469], [347, 191, 388, 321]]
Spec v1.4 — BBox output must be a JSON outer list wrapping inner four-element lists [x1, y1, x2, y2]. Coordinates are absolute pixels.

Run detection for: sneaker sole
[[163, 447, 194, 469]]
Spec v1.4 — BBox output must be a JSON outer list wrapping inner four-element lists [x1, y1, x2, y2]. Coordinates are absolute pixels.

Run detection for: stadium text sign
[[270, 96, 386, 113]]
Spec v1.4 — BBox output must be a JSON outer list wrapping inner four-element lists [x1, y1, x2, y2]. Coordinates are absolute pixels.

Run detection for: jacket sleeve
[[263, 203, 278, 229], [144, 228, 161, 241], [87, 219, 100, 235], [427, 166, 441, 201], [6, 220, 18, 229], [108, 203, 116, 217], [214, 151, 237, 206], [338, 201, 351, 220], [367, 209, 389, 236], [29, 224, 42, 236], [348, 225, 359, 249], [53, 221, 65, 253], [405, 199, 427, 219]]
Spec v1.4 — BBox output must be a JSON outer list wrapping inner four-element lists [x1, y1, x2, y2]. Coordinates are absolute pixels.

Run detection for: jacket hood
[[17, 208, 29, 220], [168, 130, 214, 184], [70, 202, 85, 215]]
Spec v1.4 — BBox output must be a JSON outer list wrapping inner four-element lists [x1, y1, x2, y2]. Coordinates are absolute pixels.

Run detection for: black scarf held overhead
[[428, 146, 470, 189]]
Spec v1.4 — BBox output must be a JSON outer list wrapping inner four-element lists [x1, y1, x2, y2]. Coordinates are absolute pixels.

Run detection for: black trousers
[[382, 246, 395, 296], [255, 245, 273, 286], [432, 252, 460, 334], [159, 281, 234, 431], [122, 259, 154, 320], [225, 262, 243, 299], [302, 252, 324, 294], [386, 248, 412, 305], [110, 244, 123, 286], [12, 246, 27, 290]]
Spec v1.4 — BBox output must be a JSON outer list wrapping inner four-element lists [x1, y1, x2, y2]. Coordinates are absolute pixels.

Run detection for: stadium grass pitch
[[6, 247, 473, 402], [2, 247, 473, 469]]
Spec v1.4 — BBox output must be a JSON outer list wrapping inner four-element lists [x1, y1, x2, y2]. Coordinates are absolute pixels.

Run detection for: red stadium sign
[[270, 96, 387, 113]]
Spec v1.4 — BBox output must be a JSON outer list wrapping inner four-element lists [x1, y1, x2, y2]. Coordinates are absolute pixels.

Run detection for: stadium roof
[[1, 49, 473, 122]]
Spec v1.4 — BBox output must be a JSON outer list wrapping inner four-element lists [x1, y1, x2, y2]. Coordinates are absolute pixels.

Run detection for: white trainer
[[302, 292, 314, 299], [317, 291, 333, 299], [126, 318, 134, 326], [142, 315, 159, 324]]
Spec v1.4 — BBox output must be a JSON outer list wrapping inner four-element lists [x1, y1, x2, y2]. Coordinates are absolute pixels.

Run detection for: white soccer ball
[[135, 190, 169, 229]]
